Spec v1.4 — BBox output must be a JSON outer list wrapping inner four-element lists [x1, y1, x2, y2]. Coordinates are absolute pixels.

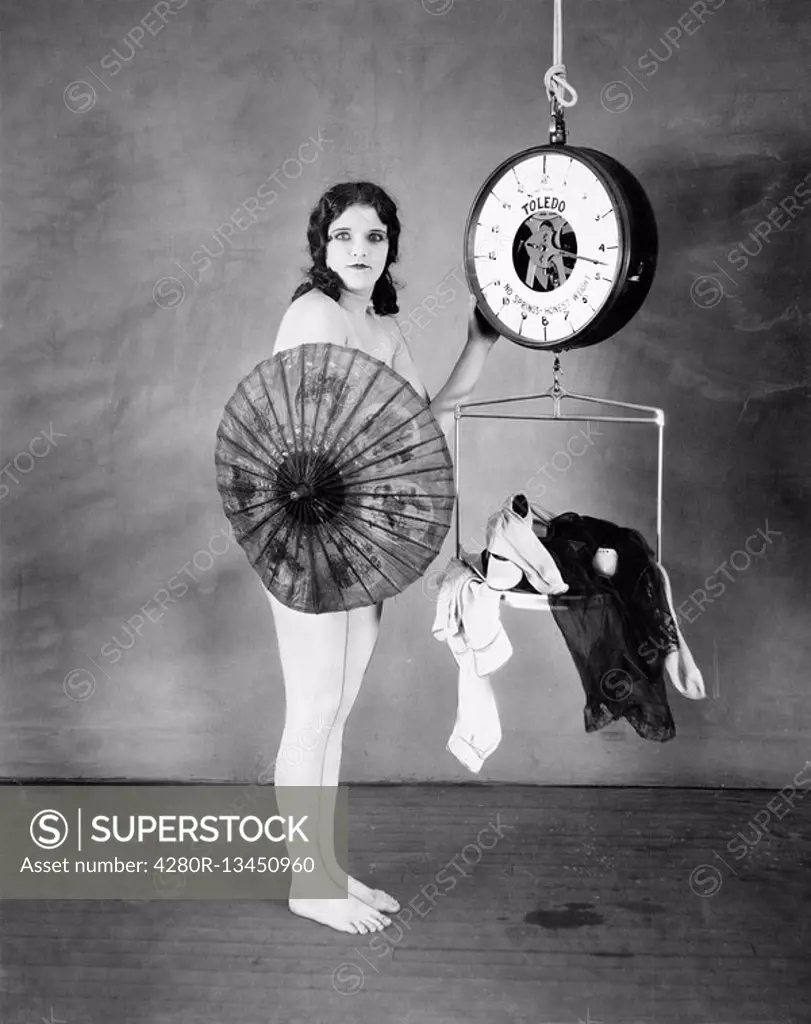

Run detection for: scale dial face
[[464, 145, 657, 351]]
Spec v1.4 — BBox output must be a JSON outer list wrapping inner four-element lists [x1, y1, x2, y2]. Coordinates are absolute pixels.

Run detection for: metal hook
[[552, 355, 563, 393], [551, 355, 564, 417], [549, 100, 567, 146]]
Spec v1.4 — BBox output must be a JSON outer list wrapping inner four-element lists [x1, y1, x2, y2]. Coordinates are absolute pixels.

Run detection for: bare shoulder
[[386, 313, 407, 341], [378, 313, 410, 354], [385, 314, 429, 400], [274, 291, 347, 354]]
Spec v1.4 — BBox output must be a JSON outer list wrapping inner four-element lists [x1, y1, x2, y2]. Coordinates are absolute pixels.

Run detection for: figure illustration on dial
[[514, 212, 577, 292]]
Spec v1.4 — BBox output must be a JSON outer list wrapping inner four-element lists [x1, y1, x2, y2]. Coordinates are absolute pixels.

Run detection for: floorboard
[[1, 786, 809, 1024]]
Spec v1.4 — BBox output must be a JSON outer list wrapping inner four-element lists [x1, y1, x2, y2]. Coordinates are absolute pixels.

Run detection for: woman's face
[[326, 204, 390, 294], [538, 225, 553, 243]]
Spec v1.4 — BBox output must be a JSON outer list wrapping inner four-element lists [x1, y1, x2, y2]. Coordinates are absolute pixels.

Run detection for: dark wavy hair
[[291, 182, 401, 315]]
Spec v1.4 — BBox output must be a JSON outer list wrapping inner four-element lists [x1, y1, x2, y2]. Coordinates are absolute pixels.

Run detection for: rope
[[544, 0, 578, 110], [544, 63, 578, 109]]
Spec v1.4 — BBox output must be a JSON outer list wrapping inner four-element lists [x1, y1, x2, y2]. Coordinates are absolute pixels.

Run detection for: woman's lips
[[348, 263, 370, 269]]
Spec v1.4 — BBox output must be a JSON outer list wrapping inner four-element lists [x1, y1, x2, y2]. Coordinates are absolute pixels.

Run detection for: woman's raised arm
[[428, 297, 500, 440]]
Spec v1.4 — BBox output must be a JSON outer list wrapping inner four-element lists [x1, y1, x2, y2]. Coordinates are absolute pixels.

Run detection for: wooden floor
[[1, 786, 809, 1024]]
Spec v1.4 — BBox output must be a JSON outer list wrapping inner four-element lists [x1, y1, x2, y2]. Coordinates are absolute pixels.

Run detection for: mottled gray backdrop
[[1, 0, 808, 784]]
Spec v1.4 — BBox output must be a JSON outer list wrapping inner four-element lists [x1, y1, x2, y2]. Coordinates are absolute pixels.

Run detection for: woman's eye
[[329, 230, 386, 242]]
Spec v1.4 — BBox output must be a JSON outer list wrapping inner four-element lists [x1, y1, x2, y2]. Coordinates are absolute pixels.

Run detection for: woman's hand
[[467, 294, 501, 346]]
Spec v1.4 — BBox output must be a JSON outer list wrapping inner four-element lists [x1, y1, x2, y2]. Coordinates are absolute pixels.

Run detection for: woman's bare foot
[[288, 896, 391, 934], [348, 875, 400, 913]]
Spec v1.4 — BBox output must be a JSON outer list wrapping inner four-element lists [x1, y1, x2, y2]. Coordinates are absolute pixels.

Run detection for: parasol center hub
[[275, 452, 347, 525]]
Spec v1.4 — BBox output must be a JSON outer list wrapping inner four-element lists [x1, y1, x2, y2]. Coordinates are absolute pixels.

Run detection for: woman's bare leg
[[266, 588, 391, 934], [320, 600, 400, 912]]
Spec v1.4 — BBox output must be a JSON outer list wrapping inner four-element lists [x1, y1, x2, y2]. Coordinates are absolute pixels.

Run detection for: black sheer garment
[[541, 513, 680, 742]]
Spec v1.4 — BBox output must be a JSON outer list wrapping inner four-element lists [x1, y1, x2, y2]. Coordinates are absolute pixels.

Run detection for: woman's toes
[[347, 876, 401, 912], [375, 891, 400, 912]]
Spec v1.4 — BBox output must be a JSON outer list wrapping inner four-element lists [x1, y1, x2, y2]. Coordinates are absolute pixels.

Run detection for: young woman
[[268, 181, 499, 935]]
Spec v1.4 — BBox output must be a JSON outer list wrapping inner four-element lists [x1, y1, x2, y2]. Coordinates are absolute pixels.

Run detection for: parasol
[[215, 343, 455, 613]]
